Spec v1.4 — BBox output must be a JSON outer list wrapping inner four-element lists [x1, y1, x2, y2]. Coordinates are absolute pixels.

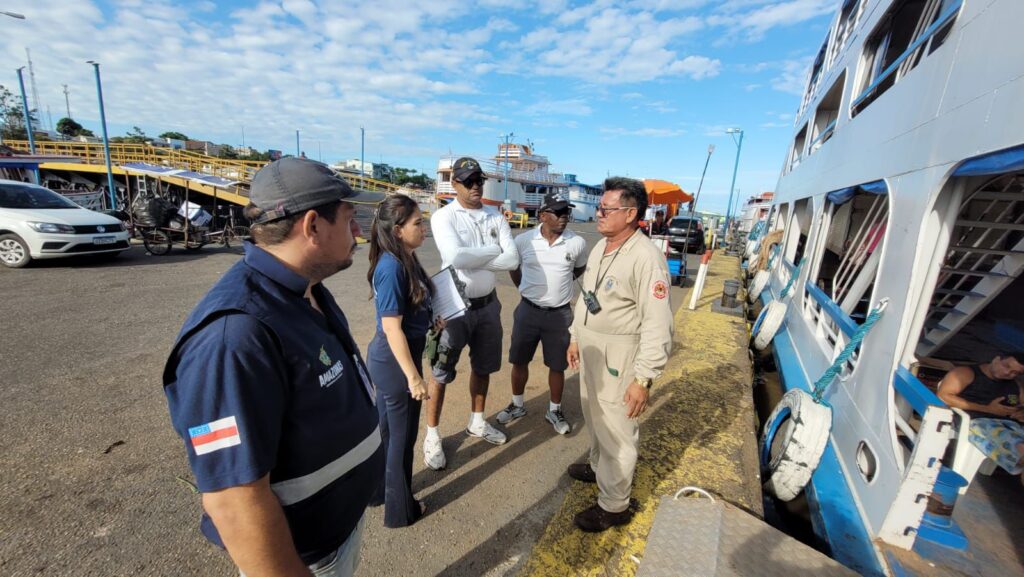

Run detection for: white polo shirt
[[431, 200, 519, 298], [515, 227, 588, 308]]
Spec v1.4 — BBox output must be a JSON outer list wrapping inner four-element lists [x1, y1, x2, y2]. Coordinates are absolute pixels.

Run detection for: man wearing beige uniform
[[566, 176, 674, 532]]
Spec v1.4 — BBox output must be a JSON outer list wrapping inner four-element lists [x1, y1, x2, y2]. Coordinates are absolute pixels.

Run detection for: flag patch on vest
[[189, 416, 241, 455]]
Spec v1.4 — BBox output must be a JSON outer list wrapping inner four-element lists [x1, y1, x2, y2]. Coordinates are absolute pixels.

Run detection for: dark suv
[[667, 216, 705, 254]]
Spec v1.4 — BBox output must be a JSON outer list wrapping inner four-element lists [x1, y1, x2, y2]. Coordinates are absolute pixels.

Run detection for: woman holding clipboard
[[366, 194, 443, 527]]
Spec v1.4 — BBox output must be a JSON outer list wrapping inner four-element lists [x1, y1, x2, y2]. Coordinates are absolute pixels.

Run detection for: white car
[[0, 179, 131, 268]]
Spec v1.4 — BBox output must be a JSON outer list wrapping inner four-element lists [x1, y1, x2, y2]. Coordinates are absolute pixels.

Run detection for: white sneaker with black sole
[[466, 420, 507, 445], [545, 409, 572, 435], [496, 402, 527, 425], [423, 436, 446, 470]]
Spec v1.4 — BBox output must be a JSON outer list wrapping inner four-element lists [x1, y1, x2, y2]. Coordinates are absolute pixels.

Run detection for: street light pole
[[724, 127, 744, 246], [360, 126, 365, 178], [87, 61, 117, 210], [500, 132, 514, 202], [16, 67, 38, 184], [295, 130, 300, 157], [682, 144, 715, 254], [1, 11, 26, 19]]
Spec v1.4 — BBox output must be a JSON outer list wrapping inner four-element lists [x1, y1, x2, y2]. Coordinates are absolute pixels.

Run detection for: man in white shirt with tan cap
[[498, 191, 587, 434], [424, 157, 519, 470]]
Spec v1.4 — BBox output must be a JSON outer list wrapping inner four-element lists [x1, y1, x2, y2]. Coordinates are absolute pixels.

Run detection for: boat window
[[828, 0, 864, 67], [790, 124, 808, 172], [441, 171, 451, 183], [852, 0, 961, 116], [810, 72, 845, 153], [785, 198, 812, 265], [813, 188, 888, 317], [804, 41, 829, 108]]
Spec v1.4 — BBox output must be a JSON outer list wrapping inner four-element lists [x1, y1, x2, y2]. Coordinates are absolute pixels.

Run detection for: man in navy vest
[[163, 157, 385, 577]]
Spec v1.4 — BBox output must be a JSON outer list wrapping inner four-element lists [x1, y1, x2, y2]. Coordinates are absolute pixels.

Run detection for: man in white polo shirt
[[498, 192, 588, 434], [424, 157, 519, 470]]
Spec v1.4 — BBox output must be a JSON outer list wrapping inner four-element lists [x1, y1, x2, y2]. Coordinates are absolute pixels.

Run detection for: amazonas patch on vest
[[652, 279, 668, 299]]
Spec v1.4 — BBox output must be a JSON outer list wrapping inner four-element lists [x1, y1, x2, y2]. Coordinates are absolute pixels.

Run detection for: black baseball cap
[[452, 157, 485, 183], [249, 157, 385, 223], [539, 191, 575, 212]]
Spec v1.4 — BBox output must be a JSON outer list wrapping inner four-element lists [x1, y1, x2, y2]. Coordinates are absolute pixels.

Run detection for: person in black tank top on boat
[[938, 352, 1024, 481]]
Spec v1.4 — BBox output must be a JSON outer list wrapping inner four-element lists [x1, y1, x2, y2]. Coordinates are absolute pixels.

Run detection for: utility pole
[[500, 132, 514, 202], [62, 84, 71, 118], [26, 48, 44, 129], [724, 127, 744, 246], [295, 130, 300, 157], [360, 126, 365, 178]]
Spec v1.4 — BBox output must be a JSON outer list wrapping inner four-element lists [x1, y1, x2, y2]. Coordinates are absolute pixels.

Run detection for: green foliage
[[0, 84, 39, 140], [56, 117, 84, 137], [217, 144, 239, 159], [393, 166, 433, 188], [158, 131, 189, 141]]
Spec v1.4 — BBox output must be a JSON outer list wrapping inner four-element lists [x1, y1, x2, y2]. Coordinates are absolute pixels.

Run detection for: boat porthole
[[857, 441, 877, 484]]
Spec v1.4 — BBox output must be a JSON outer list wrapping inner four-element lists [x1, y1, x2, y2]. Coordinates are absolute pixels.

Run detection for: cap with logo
[[539, 191, 575, 212], [452, 157, 485, 183], [249, 157, 385, 223]]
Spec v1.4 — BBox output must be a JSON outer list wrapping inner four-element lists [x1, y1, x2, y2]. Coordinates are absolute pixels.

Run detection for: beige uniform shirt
[[570, 229, 674, 380]]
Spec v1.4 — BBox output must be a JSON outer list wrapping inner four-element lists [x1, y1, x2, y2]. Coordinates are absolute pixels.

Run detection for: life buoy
[[748, 270, 770, 303], [752, 300, 787, 350], [760, 389, 832, 501], [746, 253, 760, 272]]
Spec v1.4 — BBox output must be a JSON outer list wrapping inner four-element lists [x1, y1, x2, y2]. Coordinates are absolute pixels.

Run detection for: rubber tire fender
[[746, 253, 760, 273], [752, 299, 787, 351], [760, 388, 832, 502], [745, 239, 759, 257], [748, 270, 770, 303]]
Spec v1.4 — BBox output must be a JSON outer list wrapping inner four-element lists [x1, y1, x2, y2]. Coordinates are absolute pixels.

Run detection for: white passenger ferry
[[435, 143, 569, 215], [751, 1, 1023, 575]]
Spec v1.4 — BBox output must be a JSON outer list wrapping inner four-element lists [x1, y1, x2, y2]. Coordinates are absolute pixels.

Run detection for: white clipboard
[[431, 266, 469, 320]]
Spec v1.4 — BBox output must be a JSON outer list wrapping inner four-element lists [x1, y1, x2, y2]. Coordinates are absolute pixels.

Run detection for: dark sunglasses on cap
[[543, 207, 571, 217]]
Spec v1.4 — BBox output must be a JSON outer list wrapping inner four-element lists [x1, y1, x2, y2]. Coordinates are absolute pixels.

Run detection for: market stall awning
[[644, 179, 693, 204]]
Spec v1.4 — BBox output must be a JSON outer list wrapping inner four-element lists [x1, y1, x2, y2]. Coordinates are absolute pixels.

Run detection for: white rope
[[673, 486, 716, 502]]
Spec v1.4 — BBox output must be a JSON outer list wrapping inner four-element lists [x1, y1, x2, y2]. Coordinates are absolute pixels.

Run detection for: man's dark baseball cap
[[249, 157, 385, 223], [452, 157, 485, 183], [539, 191, 575, 212]]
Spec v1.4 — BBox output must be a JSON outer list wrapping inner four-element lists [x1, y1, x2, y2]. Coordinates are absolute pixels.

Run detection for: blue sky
[[3, 0, 840, 213]]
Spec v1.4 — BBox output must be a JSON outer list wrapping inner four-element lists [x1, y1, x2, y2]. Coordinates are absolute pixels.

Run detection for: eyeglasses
[[543, 208, 571, 217], [596, 205, 634, 216], [458, 176, 486, 188]]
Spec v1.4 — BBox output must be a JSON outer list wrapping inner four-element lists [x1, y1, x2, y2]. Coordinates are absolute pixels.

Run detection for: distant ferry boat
[[737, 191, 774, 234], [435, 143, 569, 214], [750, 0, 1023, 576]]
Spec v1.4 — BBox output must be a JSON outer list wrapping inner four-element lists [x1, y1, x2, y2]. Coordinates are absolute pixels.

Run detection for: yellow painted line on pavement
[[522, 253, 761, 577]]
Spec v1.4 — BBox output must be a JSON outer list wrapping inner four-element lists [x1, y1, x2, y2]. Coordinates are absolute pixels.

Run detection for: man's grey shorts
[[431, 297, 503, 384], [508, 299, 573, 372]]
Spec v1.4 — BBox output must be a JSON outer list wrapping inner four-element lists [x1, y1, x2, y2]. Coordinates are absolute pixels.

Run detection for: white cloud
[[770, 58, 811, 95], [525, 99, 593, 117], [707, 0, 836, 42], [601, 127, 686, 137]]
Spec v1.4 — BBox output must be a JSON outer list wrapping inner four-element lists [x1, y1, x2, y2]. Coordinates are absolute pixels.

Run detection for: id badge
[[354, 355, 376, 405]]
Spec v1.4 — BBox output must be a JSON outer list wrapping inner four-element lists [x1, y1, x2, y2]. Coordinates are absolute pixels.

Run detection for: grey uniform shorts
[[508, 299, 573, 372], [431, 296, 503, 384]]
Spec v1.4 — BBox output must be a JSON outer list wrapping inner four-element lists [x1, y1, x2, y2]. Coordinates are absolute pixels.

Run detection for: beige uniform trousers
[[577, 324, 641, 513]]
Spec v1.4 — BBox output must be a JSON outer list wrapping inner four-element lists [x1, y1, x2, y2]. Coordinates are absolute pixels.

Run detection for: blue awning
[[951, 143, 1024, 177], [826, 179, 888, 206]]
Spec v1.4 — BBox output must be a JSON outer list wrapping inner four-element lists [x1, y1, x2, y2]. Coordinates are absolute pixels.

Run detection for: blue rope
[[811, 302, 887, 405], [779, 257, 806, 299], [766, 244, 781, 269]]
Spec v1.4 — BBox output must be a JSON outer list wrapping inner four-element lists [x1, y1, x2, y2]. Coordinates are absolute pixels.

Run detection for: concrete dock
[[522, 251, 763, 577]]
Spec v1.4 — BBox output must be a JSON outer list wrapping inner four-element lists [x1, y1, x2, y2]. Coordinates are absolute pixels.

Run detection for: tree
[[56, 117, 84, 138], [159, 131, 189, 141], [124, 126, 149, 144], [393, 167, 433, 188], [0, 84, 39, 140], [217, 144, 239, 159]]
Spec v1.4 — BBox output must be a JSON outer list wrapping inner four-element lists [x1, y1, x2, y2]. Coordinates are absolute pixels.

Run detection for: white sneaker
[[466, 420, 508, 445], [546, 409, 572, 435], [496, 402, 527, 424], [423, 436, 446, 470]]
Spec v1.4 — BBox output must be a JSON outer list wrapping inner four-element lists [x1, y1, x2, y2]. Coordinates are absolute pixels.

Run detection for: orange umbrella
[[644, 179, 693, 204]]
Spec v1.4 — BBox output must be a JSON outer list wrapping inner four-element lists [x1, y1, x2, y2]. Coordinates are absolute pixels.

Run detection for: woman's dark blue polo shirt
[[372, 251, 432, 337], [163, 242, 384, 564]]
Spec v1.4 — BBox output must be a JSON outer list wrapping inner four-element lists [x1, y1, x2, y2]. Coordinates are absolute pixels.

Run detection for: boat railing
[[803, 280, 859, 370], [851, 0, 962, 115]]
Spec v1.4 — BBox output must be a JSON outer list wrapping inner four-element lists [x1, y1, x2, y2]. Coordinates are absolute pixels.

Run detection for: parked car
[[667, 216, 706, 254], [0, 179, 131, 268]]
